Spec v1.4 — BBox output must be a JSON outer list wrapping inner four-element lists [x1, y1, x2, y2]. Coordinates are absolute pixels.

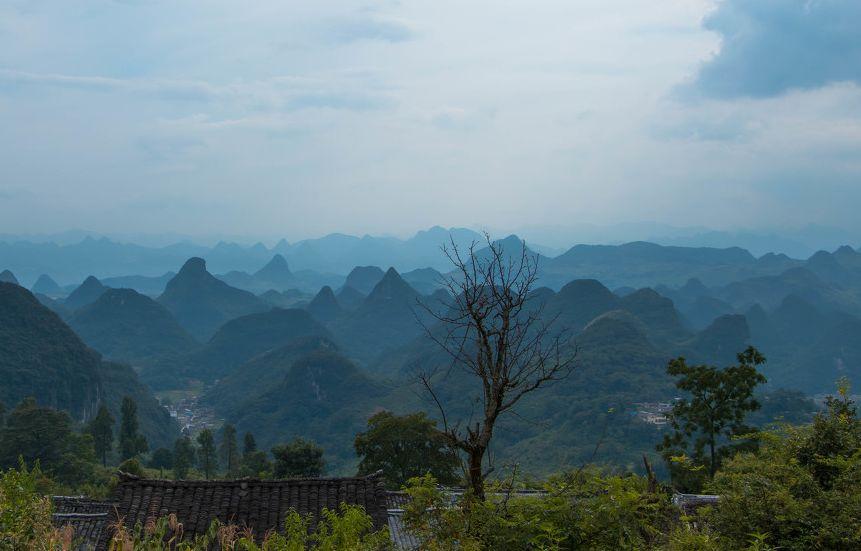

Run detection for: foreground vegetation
[[4, 380, 859, 549]]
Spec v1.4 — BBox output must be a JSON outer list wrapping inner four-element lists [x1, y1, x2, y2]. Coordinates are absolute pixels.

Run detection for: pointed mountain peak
[[257, 254, 290, 273], [307, 286, 342, 322], [313, 285, 337, 301], [179, 257, 208, 276], [80, 275, 103, 289], [366, 267, 417, 302], [65, 275, 108, 310], [344, 266, 385, 294], [835, 245, 857, 257], [32, 274, 62, 295], [0, 270, 18, 285]]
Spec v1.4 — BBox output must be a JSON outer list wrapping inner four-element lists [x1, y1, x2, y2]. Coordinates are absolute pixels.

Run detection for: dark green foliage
[[87, 404, 114, 467], [203, 336, 339, 414], [241, 450, 271, 478], [403, 471, 677, 550], [219, 424, 240, 477], [157, 257, 268, 342], [0, 398, 97, 487], [181, 307, 330, 383], [173, 436, 196, 479], [96, 361, 180, 450], [117, 457, 145, 477], [243, 432, 257, 455], [272, 438, 325, 478], [149, 448, 174, 471], [119, 397, 148, 460], [0, 282, 102, 419], [706, 381, 861, 550], [68, 288, 198, 370], [658, 346, 767, 490], [226, 348, 386, 473], [795, 379, 861, 490], [0, 282, 179, 449], [196, 429, 218, 479], [354, 411, 460, 488]]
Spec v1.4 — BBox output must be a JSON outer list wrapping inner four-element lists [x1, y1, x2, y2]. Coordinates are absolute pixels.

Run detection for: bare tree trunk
[[467, 448, 486, 500]]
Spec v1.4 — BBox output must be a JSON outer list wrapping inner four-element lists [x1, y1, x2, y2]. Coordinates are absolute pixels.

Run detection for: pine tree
[[173, 436, 196, 480], [87, 404, 115, 467], [219, 424, 240, 477], [119, 396, 148, 461], [196, 429, 218, 479], [243, 432, 257, 456]]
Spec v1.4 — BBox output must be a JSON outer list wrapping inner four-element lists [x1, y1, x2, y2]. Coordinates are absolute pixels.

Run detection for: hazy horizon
[[2, 1, 860, 238]]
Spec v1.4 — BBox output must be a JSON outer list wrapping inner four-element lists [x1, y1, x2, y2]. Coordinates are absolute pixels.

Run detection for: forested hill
[[0, 282, 179, 448]]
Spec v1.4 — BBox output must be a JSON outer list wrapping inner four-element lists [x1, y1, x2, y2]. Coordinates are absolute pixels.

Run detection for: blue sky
[[0, 0, 859, 240]]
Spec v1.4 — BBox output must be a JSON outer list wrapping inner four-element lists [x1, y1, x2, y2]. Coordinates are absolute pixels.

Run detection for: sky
[[1, 0, 860, 241]]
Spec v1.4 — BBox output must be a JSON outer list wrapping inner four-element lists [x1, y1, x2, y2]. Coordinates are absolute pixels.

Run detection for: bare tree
[[418, 234, 575, 500]]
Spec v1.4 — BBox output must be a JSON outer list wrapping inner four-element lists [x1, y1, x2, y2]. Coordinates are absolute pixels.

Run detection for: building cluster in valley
[[633, 400, 678, 427], [163, 393, 222, 436]]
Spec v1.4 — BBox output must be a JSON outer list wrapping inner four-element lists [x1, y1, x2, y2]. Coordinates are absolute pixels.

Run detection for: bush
[[403, 470, 677, 550], [0, 461, 68, 549], [705, 382, 861, 550]]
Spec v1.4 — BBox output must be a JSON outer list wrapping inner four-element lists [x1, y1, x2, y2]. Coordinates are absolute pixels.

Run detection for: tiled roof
[[52, 497, 113, 551], [673, 493, 720, 515], [52, 472, 389, 550]]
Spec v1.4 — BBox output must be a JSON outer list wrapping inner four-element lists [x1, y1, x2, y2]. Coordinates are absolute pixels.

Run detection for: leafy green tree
[[117, 457, 145, 477], [219, 424, 240, 477], [149, 447, 174, 476], [355, 411, 460, 488], [87, 403, 114, 467], [196, 429, 218, 479], [0, 398, 96, 487], [243, 432, 257, 456], [173, 436, 196, 480], [119, 396, 148, 461], [0, 462, 58, 548], [0, 401, 6, 427], [658, 346, 767, 489], [706, 380, 861, 550], [240, 450, 271, 478], [272, 438, 324, 478]]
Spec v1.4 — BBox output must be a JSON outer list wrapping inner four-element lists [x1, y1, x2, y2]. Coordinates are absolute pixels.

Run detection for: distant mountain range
[[4, 225, 857, 290], [3, 238, 851, 474]]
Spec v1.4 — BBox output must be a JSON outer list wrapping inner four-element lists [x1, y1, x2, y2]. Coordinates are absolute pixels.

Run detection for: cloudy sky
[[1, 0, 859, 240]]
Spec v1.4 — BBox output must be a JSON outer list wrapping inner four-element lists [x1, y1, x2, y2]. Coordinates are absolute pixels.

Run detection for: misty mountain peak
[[65, 275, 107, 311], [0, 270, 18, 285], [344, 266, 385, 295], [307, 285, 342, 323], [32, 274, 63, 296], [366, 267, 417, 303], [255, 254, 291, 276], [179, 257, 208, 276]]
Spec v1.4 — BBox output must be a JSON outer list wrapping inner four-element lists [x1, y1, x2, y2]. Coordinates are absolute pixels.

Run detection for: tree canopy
[[271, 438, 324, 478], [658, 346, 767, 490], [355, 411, 460, 488]]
